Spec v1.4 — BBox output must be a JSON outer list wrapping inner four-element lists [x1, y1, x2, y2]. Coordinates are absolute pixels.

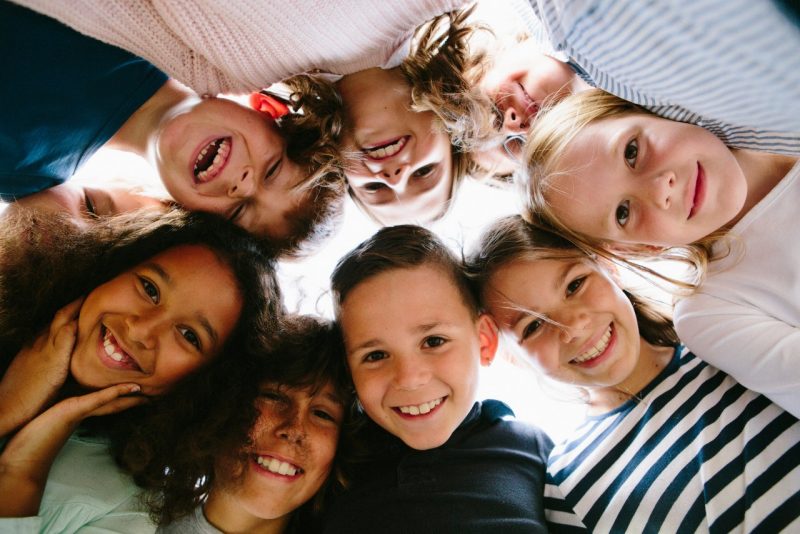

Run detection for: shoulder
[[475, 400, 555, 457]]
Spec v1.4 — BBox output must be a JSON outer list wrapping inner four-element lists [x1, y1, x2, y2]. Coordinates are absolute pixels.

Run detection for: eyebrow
[[142, 261, 219, 349]]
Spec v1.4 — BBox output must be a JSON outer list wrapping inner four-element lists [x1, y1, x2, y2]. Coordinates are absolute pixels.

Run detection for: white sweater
[[674, 161, 800, 419], [13, 0, 467, 95]]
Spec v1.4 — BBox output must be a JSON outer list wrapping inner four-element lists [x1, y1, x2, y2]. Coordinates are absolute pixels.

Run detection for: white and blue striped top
[[526, 0, 800, 155], [544, 346, 800, 533]]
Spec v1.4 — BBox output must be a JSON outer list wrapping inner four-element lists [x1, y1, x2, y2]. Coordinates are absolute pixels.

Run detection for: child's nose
[[276, 412, 307, 444], [503, 105, 529, 133], [392, 355, 430, 390], [125, 312, 161, 350], [228, 169, 257, 199], [650, 169, 676, 210], [380, 164, 409, 188], [557, 309, 591, 344]]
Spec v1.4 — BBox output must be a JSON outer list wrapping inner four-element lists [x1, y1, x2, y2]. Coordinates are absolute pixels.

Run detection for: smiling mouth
[[688, 162, 705, 220], [101, 325, 142, 371], [363, 136, 408, 161], [194, 137, 231, 183], [394, 396, 445, 417], [571, 324, 613, 365], [254, 454, 303, 477]]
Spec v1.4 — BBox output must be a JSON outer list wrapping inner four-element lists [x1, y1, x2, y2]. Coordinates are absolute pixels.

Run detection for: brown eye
[[616, 200, 630, 227], [412, 164, 436, 178], [364, 182, 387, 193]]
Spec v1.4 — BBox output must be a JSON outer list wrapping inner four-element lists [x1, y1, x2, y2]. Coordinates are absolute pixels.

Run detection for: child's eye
[[313, 408, 337, 423], [566, 276, 587, 296], [228, 203, 245, 222], [423, 335, 446, 348], [364, 182, 388, 193], [412, 164, 435, 178], [264, 158, 282, 183], [138, 276, 159, 304], [178, 326, 202, 351], [624, 138, 638, 168], [363, 350, 388, 363], [616, 200, 630, 227], [521, 318, 543, 341]]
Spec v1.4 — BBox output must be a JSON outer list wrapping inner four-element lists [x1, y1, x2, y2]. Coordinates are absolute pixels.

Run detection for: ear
[[249, 91, 290, 119], [477, 314, 500, 367]]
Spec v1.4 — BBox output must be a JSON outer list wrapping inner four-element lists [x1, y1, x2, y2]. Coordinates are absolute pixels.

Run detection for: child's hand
[[0, 383, 145, 517], [0, 298, 83, 438]]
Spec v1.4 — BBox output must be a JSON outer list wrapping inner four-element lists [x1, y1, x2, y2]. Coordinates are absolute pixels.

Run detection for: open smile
[[687, 162, 705, 219], [98, 325, 143, 372], [570, 323, 616, 368], [393, 396, 446, 418], [251, 454, 303, 479], [363, 136, 408, 161], [193, 136, 232, 183]]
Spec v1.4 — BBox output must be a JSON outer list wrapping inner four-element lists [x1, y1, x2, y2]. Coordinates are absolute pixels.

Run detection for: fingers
[[52, 384, 142, 423], [48, 296, 84, 344]]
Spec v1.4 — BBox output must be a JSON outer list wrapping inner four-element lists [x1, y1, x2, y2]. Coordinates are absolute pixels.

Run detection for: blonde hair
[[521, 89, 718, 292]]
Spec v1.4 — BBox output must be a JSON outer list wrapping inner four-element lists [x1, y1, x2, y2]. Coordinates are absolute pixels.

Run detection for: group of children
[[1, 0, 800, 531]]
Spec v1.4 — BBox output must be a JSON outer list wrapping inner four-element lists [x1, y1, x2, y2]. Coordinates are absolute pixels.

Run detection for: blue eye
[[616, 200, 630, 227], [178, 326, 201, 350], [624, 138, 638, 168], [139, 276, 159, 303]]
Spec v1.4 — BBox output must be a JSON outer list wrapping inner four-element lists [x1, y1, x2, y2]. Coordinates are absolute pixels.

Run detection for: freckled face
[[338, 68, 454, 225], [207, 382, 343, 526], [70, 244, 243, 396], [544, 113, 747, 247], [339, 265, 495, 450]]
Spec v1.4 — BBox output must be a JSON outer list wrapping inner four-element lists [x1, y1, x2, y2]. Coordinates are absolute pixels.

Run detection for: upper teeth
[[256, 455, 300, 476], [103, 328, 127, 362], [573, 325, 612, 363], [398, 397, 443, 415], [366, 137, 406, 159], [194, 137, 231, 181]]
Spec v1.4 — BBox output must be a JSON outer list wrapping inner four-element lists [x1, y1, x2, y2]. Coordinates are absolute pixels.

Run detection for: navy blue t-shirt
[[0, 1, 168, 201], [323, 400, 553, 533]]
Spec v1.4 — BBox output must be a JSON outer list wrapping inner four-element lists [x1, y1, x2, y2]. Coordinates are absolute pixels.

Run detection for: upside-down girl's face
[[208, 381, 343, 526], [484, 256, 641, 393], [70, 244, 243, 396], [542, 113, 747, 248], [154, 94, 307, 239], [338, 68, 454, 225]]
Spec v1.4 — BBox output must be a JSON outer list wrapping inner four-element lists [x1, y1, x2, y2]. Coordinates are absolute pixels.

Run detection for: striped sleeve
[[545, 347, 800, 532], [528, 0, 800, 153]]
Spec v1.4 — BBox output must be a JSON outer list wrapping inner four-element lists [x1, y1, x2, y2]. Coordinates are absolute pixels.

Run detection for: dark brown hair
[[123, 314, 354, 529], [0, 207, 282, 370], [466, 214, 678, 347], [331, 224, 479, 319]]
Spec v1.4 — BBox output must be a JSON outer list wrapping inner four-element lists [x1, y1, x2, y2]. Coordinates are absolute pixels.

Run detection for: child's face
[[154, 96, 309, 239], [209, 381, 343, 524], [484, 256, 642, 393], [339, 265, 495, 450], [475, 39, 577, 174], [71, 244, 243, 396], [338, 68, 454, 225], [543, 113, 748, 247], [2, 184, 164, 227]]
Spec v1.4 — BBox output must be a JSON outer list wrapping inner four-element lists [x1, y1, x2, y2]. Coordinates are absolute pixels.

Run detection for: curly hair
[[331, 224, 479, 319], [520, 88, 715, 292], [262, 75, 348, 257], [121, 314, 355, 530], [465, 214, 677, 348], [0, 207, 282, 372]]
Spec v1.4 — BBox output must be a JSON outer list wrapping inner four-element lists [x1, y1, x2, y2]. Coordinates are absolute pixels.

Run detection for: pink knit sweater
[[14, 0, 468, 95]]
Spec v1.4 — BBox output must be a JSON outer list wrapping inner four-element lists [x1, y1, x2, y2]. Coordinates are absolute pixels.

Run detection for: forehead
[[340, 265, 472, 334]]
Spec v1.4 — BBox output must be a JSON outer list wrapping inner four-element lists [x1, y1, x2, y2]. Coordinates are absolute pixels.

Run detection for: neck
[[203, 489, 290, 534], [105, 79, 196, 156], [586, 338, 674, 415], [730, 149, 797, 226]]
